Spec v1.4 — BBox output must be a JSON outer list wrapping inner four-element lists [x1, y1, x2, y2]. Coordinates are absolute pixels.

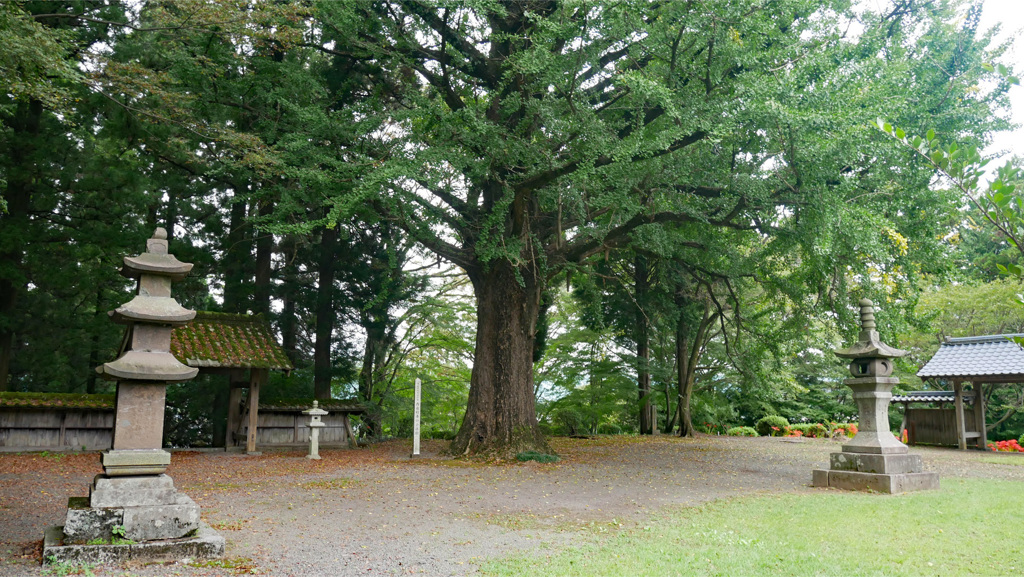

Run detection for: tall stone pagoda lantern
[[812, 299, 939, 493], [43, 229, 223, 564], [101, 227, 198, 476]]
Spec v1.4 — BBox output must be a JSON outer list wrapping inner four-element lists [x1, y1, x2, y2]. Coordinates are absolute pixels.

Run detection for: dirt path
[[2, 435, 1022, 576]]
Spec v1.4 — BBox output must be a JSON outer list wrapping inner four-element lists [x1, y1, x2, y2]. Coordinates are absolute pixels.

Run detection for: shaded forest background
[[3, 0, 1024, 450]]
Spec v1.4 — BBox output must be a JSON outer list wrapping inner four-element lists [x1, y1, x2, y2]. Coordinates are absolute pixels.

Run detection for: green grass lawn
[[484, 478, 1023, 576]]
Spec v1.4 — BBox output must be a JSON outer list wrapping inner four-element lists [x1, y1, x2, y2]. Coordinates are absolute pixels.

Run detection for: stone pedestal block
[[812, 469, 940, 493], [61, 474, 200, 544], [829, 452, 923, 475], [44, 523, 224, 566], [122, 496, 200, 541], [90, 473, 177, 507], [62, 498, 123, 544], [101, 449, 171, 476]]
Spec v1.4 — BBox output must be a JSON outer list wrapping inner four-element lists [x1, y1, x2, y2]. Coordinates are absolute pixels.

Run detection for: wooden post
[[343, 414, 357, 449], [246, 370, 262, 454], [973, 382, 987, 450], [59, 411, 67, 448], [954, 380, 967, 450], [226, 386, 243, 448]]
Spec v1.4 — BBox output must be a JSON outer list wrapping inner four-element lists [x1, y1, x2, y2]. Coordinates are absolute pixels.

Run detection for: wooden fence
[[0, 407, 114, 451], [238, 409, 356, 447], [905, 408, 979, 447]]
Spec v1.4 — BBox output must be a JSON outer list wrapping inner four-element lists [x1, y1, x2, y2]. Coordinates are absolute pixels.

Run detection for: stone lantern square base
[[43, 523, 224, 566], [812, 450, 940, 494], [59, 474, 201, 544]]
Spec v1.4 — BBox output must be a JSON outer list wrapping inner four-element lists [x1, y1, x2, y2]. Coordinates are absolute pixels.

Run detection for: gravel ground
[[1, 435, 1022, 576]]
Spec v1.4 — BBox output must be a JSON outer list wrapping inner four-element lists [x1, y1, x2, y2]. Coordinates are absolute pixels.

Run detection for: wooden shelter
[[171, 312, 293, 453], [912, 334, 1024, 450], [892, 391, 982, 448]]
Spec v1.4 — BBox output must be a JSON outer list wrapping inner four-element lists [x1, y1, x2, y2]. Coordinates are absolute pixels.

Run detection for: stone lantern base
[[812, 450, 940, 493], [42, 524, 223, 566], [812, 371, 939, 494], [42, 473, 224, 565]]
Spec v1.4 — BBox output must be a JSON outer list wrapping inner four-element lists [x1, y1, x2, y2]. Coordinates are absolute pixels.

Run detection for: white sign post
[[411, 378, 421, 458]]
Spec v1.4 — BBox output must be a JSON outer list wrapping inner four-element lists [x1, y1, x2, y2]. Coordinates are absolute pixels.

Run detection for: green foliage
[[755, 416, 791, 437], [535, 290, 638, 435], [0, 3, 83, 115], [726, 426, 758, 437], [163, 377, 218, 448], [42, 556, 95, 577], [515, 451, 560, 464], [787, 423, 829, 438], [551, 408, 587, 437]]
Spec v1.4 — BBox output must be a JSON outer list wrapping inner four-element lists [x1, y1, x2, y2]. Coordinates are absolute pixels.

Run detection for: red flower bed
[[988, 439, 1024, 453]]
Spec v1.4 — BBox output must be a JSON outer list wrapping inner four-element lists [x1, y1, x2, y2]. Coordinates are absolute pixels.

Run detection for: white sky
[[979, 0, 1024, 163]]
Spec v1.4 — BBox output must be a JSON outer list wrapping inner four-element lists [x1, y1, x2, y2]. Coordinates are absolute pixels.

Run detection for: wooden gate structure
[[170, 311, 293, 453], [911, 334, 1024, 450]]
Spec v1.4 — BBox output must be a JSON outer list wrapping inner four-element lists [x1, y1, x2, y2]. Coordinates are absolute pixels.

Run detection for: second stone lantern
[[812, 299, 939, 493]]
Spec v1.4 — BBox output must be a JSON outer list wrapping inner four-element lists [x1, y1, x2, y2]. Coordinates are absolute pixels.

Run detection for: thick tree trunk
[[676, 331, 696, 437], [222, 195, 250, 313], [450, 261, 550, 457], [0, 98, 43, 391], [635, 254, 654, 435], [86, 285, 104, 394], [313, 226, 338, 399], [252, 200, 274, 316], [357, 322, 386, 438], [278, 235, 300, 365], [677, 295, 714, 438]]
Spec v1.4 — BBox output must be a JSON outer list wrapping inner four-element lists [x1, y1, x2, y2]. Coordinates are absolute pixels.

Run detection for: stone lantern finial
[[859, 298, 876, 330], [834, 298, 907, 364]]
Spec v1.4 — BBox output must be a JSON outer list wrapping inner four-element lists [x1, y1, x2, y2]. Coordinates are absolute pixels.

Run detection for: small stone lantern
[[812, 299, 938, 493], [303, 401, 329, 460]]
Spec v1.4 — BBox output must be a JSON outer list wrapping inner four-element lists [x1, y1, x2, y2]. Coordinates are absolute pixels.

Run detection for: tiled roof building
[[171, 312, 293, 371], [916, 334, 1024, 380]]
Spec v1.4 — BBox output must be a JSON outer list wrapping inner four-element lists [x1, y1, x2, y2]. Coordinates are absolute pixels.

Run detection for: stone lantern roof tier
[[100, 350, 200, 382], [834, 329, 908, 359], [121, 253, 193, 281], [112, 296, 196, 325]]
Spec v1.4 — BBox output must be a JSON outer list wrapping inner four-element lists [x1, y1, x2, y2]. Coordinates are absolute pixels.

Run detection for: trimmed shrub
[[789, 423, 828, 438], [516, 451, 560, 463], [726, 426, 758, 437], [830, 422, 859, 437], [597, 423, 622, 435], [552, 408, 586, 436], [755, 415, 791, 437]]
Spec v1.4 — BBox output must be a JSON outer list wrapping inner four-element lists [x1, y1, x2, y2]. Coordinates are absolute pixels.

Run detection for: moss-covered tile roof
[[171, 311, 293, 371], [259, 397, 365, 413], [0, 392, 115, 410]]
